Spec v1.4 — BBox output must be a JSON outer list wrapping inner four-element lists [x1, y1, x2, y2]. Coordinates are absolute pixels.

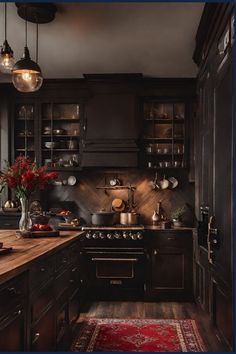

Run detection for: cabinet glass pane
[[142, 101, 186, 168], [41, 103, 81, 169], [14, 104, 35, 160]]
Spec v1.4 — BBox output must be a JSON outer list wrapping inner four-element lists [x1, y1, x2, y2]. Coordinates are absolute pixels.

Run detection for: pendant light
[[0, 3, 15, 73], [12, 15, 43, 93]]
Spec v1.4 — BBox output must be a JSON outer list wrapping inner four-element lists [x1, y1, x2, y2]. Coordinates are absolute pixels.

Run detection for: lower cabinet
[[147, 230, 193, 301], [0, 273, 27, 351], [0, 239, 83, 352], [0, 306, 25, 351], [31, 305, 55, 352]]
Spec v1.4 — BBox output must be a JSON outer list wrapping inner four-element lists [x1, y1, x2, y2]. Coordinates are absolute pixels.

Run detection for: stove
[[81, 225, 144, 241], [79, 224, 147, 299]]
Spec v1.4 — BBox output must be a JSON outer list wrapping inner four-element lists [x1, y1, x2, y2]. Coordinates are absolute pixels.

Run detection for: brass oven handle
[[91, 258, 138, 262], [207, 216, 218, 264]]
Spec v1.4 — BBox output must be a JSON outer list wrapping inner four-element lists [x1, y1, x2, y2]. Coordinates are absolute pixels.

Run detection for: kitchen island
[[0, 229, 85, 352]]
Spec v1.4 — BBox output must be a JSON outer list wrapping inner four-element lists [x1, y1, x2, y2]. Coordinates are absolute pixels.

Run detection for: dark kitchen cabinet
[[12, 101, 37, 162], [141, 101, 186, 169], [0, 212, 20, 229], [0, 273, 27, 351], [11, 99, 83, 171], [193, 4, 234, 350], [81, 74, 140, 167], [29, 241, 83, 352], [147, 230, 193, 301], [31, 305, 55, 352]]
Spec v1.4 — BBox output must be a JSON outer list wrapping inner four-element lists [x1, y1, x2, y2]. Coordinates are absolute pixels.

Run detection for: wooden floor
[[79, 301, 231, 352]]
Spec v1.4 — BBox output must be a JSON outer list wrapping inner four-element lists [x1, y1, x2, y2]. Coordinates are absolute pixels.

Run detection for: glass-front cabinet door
[[13, 103, 37, 162], [141, 101, 186, 169], [12, 100, 82, 170], [41, 103, 81, 169]]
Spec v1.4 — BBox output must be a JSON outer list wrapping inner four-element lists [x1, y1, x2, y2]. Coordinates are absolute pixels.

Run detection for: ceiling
[[0, 2, 204, 82]]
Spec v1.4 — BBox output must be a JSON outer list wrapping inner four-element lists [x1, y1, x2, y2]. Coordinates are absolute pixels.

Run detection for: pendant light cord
[[25, 17, 27, 47], [4, 3, 7, 41], [36, 23, 38, 63]]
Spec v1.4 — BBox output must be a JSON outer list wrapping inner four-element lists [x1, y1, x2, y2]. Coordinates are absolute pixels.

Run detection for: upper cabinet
[[140, 100, 186, 169], [13, 102, 37, 162], [5, 77, 196, 170], [12, 98, 84, 171], [41, 102, 81, 169]]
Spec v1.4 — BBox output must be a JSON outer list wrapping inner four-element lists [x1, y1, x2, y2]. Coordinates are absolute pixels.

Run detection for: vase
[[19, 197, 32, 232]]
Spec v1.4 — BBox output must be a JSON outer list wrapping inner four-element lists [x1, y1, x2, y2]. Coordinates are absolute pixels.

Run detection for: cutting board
[[30, 230, 60, 238]]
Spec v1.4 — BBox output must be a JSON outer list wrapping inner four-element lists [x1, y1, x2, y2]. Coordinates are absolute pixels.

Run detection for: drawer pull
[[3, 223, 12, 226], [71, 267, 77, 273], [32, 332, 40, 344], [69, 279, 74, 283], [167, 237, 176, 241], [40, 267, 46, 272], [7, 287, 17, 294], [62, 258, 68, 264], [153, 249, 159, 255]]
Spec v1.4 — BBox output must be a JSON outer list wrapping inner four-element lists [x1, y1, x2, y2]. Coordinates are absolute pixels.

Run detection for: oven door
[[83, 248, 146, 292]]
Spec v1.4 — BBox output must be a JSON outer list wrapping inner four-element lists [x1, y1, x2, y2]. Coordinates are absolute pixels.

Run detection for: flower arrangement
[[0, 156, 58, 200], [0, 156, 58, 232]]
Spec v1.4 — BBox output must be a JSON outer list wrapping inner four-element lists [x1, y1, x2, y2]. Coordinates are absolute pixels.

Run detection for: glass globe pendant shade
[[12, 47, 43, 93], [0, 40, 15, 73]]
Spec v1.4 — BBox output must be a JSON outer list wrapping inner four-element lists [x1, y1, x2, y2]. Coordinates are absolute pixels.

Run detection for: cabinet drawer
[[56, 248, 70, 272], [55, 269, 69, 299], [0, 274, 26, 316], [151, 232, 192, 248], [29, 257, 55, 291], [31, 305, 55, 352], [68, 242, 80, 264], [0, 304, 25, 351], [31, 281, 54, 323], [0, 216, 20, 229]]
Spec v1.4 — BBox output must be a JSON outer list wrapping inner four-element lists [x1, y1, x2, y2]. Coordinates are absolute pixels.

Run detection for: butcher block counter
[[0, 229, 85, 285], [0, 229, 85, 352]]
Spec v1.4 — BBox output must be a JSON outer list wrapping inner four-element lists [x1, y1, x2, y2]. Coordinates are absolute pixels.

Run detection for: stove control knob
[[114, 232, 121, 239], [86, 232, 92, 239], [137, 232, 143, 240], [99, 232, 105, 239], [107, 233, 114, 240], [123, 231, 129, 239], [130, 233, 137, 240], [92, 232, 99, 239]]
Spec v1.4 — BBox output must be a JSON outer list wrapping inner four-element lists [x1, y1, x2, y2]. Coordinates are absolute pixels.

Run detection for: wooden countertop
[[0, 230, 84, 285]]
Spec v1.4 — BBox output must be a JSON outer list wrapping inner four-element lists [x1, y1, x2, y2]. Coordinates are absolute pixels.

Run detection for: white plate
[[68, 176, 77, 186]]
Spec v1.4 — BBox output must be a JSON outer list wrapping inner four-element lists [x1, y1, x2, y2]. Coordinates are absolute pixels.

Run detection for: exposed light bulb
[[12, 47, 43, 93], [0, 41, 15, 73], [12, 70, 43, 93]]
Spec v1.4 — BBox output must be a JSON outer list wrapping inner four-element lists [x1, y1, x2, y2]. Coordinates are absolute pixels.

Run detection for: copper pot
[[120, 212, 139, 225]]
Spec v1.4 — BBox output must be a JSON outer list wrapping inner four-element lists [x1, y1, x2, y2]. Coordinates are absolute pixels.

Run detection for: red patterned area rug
[[71, 318, 207, 352]]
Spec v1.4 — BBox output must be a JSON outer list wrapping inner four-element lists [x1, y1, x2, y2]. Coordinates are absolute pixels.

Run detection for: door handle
[[207, 216, 218, 264]]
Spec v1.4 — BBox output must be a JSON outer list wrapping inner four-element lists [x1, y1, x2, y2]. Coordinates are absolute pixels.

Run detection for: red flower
[[7, 176, 17, 188], [0, 156, 58, 199], [21, 171, 35, 187], [46, 172, 58, 180]]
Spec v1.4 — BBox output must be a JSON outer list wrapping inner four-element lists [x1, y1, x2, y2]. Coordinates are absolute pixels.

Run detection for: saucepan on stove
[[91, 211, 115, 226], [120, 212, 139, 225]]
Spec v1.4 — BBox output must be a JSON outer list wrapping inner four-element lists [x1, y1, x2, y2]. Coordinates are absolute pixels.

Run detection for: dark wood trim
[[193, 3, 234, 66]]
